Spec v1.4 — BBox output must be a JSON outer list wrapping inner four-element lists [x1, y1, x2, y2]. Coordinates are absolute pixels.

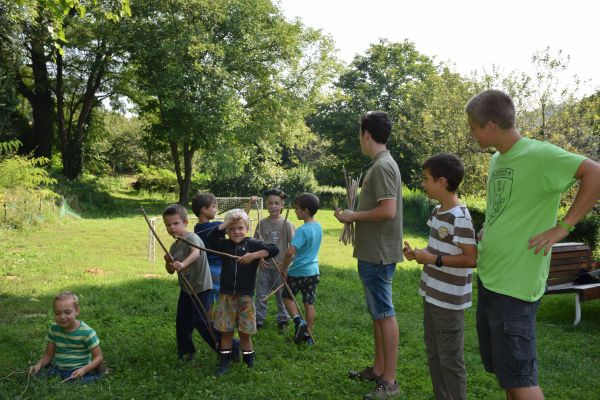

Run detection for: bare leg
[[284, 297, 299, 318], [506, 386, 544, 400], [238, 332, 253, 352], [304, 304, 315, 331], [374, 316, 399, 384], [220, 331, 234, 350]]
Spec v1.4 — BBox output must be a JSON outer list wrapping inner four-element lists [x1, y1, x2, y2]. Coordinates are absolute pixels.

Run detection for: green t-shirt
[[354, 150, 404, 264], [47, 321, 99, 369], [478, 137, 586, 301], [170, 232, 212, 294]]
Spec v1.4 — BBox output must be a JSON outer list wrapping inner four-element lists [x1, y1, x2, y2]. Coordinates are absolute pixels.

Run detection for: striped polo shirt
[[46, 321, 100, 369], [419, 205, 476, 310]]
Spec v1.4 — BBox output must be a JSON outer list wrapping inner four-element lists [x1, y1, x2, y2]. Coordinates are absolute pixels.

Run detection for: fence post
[[39, 198, 42, 213], [3, 202, 6, 221]]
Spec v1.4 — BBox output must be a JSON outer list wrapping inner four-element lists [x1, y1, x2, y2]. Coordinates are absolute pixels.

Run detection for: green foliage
[[564, 210, 600, 258], [314, 186, 347, 208], [279, 165, 319, 198], [135, 165, 210, 196]]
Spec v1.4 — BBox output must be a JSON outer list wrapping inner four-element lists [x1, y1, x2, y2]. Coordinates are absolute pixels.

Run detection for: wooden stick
[[140, 206, 219, 346], [262, 283, 284, 300], [175, 235, 240, 260]]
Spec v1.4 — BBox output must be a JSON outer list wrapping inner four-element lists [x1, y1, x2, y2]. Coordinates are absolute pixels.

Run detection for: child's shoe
[[242, 351, 255, 368], [364, 380, 400, 399], [294, 320, 308, 344], [215, 349, 232, 376]]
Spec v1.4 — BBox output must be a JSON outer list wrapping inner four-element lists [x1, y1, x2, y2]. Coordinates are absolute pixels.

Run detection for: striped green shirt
[[46, 321, 100, 369]]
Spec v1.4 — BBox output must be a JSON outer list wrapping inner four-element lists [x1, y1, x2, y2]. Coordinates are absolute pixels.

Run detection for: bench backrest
[[548, 242, 593, 286]]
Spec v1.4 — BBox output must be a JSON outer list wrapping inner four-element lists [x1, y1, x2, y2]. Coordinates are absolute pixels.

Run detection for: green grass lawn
[[1, 197, 599, 399]]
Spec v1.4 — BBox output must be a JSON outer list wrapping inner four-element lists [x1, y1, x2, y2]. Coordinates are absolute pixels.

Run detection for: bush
[[565, 211, 600, 258], [314, 186, 347, 209], [280, 165, 318, 198], [135, 165, 179, 192]]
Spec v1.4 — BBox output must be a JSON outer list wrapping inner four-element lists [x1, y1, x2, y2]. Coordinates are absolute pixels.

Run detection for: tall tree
[[128, 0, 338, 204]]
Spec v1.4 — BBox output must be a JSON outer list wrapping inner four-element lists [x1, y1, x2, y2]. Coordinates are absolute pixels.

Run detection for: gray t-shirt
[[170, 232, 212, 294], [354, 150, 403, 264], [254, 217, 295, 268]]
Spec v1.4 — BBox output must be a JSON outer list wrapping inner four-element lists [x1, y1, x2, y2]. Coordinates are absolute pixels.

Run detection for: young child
[[191, 193, 257, 304], [403, 153, 477, 400], [254, 188, 295, 331], [29, 291, 104, 383], [207, 209, 278, 375], [280, 193, 323, 345], [163, 204, 221, 361]]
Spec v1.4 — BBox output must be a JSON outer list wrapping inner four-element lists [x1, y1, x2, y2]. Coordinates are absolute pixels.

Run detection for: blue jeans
[[358, 259, 396, 320], [38, 367, 102, 383]]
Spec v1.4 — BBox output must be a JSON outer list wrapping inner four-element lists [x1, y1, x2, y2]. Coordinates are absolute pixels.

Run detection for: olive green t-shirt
[[354, 150, 404, 264], [170, 232, 212, 294], [478, 138, 586, 301]]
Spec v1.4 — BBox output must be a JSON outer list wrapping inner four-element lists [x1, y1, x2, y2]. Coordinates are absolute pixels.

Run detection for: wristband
[[557, 219, 575, 232], [435, 255, 443, 268]]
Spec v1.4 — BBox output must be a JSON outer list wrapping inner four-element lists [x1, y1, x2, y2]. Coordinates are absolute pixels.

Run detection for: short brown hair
[[162, 204, 188, 220], [294, 193, 320, 216], [423, 153, 464, 192], [191, 192, 216, 217], [465, 89, 515, 129]]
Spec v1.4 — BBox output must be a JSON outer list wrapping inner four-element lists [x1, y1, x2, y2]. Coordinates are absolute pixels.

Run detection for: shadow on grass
[[1, 266, 599, 400]]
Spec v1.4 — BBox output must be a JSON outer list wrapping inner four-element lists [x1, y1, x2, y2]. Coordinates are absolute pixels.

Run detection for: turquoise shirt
[[46, 321, 99, 369], [289, 221, 322, 277]]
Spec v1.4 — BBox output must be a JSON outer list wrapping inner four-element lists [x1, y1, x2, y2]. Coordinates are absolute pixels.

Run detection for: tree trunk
[[16, 16, 53, 159], [169, 139, 196, 205]]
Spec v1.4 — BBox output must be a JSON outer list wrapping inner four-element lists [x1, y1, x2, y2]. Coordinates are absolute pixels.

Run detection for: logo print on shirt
[[487, 168, 513, 226], [438, 226, 449, 239]]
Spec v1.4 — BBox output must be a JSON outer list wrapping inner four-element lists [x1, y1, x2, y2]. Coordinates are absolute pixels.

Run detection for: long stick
[[262, 283, 284, 300], [175, 235, 240, 260], [140, 206, 219, 347], [253, 202, 316, 343]]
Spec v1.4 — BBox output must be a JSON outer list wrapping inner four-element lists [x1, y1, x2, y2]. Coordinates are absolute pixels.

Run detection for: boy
[[403, 153, 477, 400], [191, 193, 257, 304], [280, 193, 322, 345], [254, 188, 295, 331], [466, 89, 600, 400], [334, 111, 402, 400], [163, 204, 221, 361], [207, 209, 278, 375], [29, 291, 104, 383]]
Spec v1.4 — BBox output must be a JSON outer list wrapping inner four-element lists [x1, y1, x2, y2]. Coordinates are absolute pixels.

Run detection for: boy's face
[[422, 169, 443, 199], [468, 116, 495, 149], [226, 219, 248, 243], [163, 214, 188, 238], [202, 202, 218, 220], [54, 299, 79, 331], [266, 195, 284, 217], [294, 203, 310, 220]]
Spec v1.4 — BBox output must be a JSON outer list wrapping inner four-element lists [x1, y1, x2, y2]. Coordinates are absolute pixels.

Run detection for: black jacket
[[207, 227, 279, 296]]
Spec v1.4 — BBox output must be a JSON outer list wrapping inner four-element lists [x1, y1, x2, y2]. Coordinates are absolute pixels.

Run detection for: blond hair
[[53, 291, 79, 309], [224, 208, 249, 228]]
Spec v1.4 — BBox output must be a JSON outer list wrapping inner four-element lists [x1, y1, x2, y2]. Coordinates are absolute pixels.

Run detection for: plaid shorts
[[282, 275, 320, 305], [214, 293, 256, 334]]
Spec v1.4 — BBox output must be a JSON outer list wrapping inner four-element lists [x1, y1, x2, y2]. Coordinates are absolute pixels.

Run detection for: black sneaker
[[294, 320, 308, 344]]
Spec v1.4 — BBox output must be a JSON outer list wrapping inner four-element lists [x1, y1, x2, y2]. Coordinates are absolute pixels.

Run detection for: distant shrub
[[314, 186, 347, 209]]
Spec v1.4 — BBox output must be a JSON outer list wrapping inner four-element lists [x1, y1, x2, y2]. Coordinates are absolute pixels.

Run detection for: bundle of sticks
[[339, 168, 362, 246]]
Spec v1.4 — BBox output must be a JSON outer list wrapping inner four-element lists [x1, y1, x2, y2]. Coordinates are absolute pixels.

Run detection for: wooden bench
[[545, 242, 600, 325]]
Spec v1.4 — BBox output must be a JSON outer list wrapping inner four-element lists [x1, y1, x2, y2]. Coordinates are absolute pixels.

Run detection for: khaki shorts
[[214, 293, 256, 334]]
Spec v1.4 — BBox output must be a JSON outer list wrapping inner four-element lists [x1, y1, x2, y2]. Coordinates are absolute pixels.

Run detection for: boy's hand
[[259, 259, 270, 269], [414, 248, 435, 265], [238, 252, 258, 265], [528, 225, 569, 256], [29, 363, 41, 374], [403, 241, 416, 261], [69, 367, 87, 380], [334, 208, 354, 223], [172, 261, 185, 272], [477, 228, 484, 242]]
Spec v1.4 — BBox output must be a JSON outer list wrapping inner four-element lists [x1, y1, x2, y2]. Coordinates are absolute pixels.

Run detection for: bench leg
[[573, 293, 581, 326]]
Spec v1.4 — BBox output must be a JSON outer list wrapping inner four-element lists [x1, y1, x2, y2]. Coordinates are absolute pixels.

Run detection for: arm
[[70, 345, 103, 379], [413, 243, 477, 268], [170, 247, 200, 272], [244, 196, 259, 214], [528, 159, 600, 255], [29, 342, 55, 374], [238, 249, 269, 265], [334, 198, 397, 223], [279, 245, 296, 279]]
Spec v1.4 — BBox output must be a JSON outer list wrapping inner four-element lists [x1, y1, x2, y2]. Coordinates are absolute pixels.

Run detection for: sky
[[277, 0, 599, 96]]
